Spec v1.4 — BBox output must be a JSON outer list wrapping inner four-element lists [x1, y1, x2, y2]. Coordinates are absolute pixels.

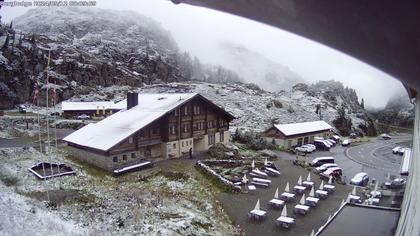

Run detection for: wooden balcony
[[137, 137, 162, 147]]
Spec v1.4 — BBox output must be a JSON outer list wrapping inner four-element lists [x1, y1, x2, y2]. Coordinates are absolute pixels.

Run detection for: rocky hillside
[[67, 80, 376, 136], [368, 93, 415, 129], [0, 7, 241, 108]]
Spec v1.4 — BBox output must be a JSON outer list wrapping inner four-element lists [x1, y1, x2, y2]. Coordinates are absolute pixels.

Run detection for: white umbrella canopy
[[274, 188, 279, 199], [351, 186, 357, 195], [328, 175, 333, 185], [285, 182, 290, 192], [319, 180, 325, 190], [254, 199, 260, 210], [242, 174, 248, 184], [310, 230, 315, 236], [309, 187, 315, 197], [346, 193, 351, 202], [281, 204, 288, 217], [251, 160, 255, 169], [306, 172, 311, 182], [297, 176, 302, 185], [300, 193, 306, 205]]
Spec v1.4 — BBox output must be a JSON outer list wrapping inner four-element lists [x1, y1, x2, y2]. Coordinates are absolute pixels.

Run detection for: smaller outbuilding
[[263, 120, 333, 149], [61, 101, 125, 119]]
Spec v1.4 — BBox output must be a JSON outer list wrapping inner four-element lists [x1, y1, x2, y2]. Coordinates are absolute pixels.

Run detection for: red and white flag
[[32, 82, 39, 104]]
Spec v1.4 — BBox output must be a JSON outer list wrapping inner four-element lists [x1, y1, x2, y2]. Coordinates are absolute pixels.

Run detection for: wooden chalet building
[[63, 92, 235, 173], [263, 120, 333, 149]]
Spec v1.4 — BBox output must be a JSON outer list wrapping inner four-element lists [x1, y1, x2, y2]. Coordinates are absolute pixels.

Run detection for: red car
[[320, 167, 342, 179]]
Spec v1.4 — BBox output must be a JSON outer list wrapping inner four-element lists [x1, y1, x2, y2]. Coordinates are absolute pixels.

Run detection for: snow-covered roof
[[273, 120, 332, 137], [61, 101, 126, 111], [63, 93, 202, 151]]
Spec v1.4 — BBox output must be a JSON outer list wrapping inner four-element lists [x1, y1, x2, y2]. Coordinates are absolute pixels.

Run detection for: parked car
[[350, 132, 358, 138], [392, 146, 405, 155], [350, 172, 369, 186], [327, 139, 336, 146], [314, 140, 330, 151], [18, 105, 27, 113], [320, 167, 342, 178], [50, 112, 60, 117], [332, 135, 341, 142], [315, 163, 338, 172], [380, 133, 392, 140], [391, 178, 406, 189], [77, 114, 90, 120], [294, 145, 312, 153], [303, 144, 316, 152], [310, 157, 335, 167], [341, 139, 351, 146]]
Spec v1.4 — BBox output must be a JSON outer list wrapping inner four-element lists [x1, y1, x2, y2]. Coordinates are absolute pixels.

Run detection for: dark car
[[50, 112, 60, 117]]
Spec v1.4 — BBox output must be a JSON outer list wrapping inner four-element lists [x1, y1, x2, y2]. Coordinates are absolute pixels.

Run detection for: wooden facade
[[65, 94, 234, 172]]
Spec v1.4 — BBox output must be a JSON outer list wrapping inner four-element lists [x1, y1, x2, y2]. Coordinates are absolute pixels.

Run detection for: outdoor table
[[370, 190, 382, 198], [294, 204, 310, 215], [276, 216, 295, 228], [248, 209, 267, 220], [280, 192, 296, 202], [306, 197, 320, 206], [324, 184, 335, 193], [251, 169, 268, 178], [265, 167, 281, 176], [349, 195, 361, 204], [302, 181, 314, 189], [268, 198, 285, 209], [315, 190, 328, 199], [293, 185, 306, 194], [248, 185, 256, 193]]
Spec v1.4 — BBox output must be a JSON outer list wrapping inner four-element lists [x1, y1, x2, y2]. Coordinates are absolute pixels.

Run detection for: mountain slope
[[0, 7, 241, 108], [217, 42, 305, 92]]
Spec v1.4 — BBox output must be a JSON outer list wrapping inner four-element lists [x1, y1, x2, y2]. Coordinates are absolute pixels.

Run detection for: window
[[220, 131, 224, 142], [184, 106, 189, 115], [182, 141, 184, 147], [174, 109, 179, 116], [297, 138, 303, 146], [190, 140, 192, 145], [208, 134, 215, 145], [304, 137, 309, 144], [173, 143, 176, 149], [169, 125, 176, 135], [139, 130, 144, 138], [208, 120, 212, 128], [123, 155, 127, 161], [128, 137, 133, 143], [113, 156, 118, 162], [183, 124, 189, 133], [194, 105, 200, 114], [131, 153, 136, 159]]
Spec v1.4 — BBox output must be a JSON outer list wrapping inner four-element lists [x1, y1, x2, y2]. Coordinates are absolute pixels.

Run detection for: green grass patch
[[0, 175, 19, 187]]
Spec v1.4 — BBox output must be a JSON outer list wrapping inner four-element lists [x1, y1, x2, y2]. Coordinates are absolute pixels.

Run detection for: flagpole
[[34, 77, 50, 202], [45, 50, 55, 192]]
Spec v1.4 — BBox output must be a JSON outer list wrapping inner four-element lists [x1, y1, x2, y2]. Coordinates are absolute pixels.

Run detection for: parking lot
[[219, 135, 411, 235]]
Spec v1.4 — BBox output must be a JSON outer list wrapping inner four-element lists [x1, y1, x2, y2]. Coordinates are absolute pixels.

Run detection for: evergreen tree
[[361, 98, 365, 109]]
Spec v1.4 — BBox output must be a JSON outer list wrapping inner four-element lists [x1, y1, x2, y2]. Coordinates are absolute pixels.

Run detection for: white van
[[310, 157, 335, 167]]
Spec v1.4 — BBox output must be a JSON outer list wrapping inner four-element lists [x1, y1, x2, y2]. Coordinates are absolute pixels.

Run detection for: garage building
[[263, 120, 333, 149]]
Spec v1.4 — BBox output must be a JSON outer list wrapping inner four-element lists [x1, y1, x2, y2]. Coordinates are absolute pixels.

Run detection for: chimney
[[127, 92, 139, 110]]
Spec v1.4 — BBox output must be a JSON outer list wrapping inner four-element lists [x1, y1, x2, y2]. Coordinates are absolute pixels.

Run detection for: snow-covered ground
[[0, 147, 238, 235]]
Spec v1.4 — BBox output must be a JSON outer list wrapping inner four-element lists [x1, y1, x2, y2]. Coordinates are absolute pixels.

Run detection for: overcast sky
[[0, 0, 407, 108]]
